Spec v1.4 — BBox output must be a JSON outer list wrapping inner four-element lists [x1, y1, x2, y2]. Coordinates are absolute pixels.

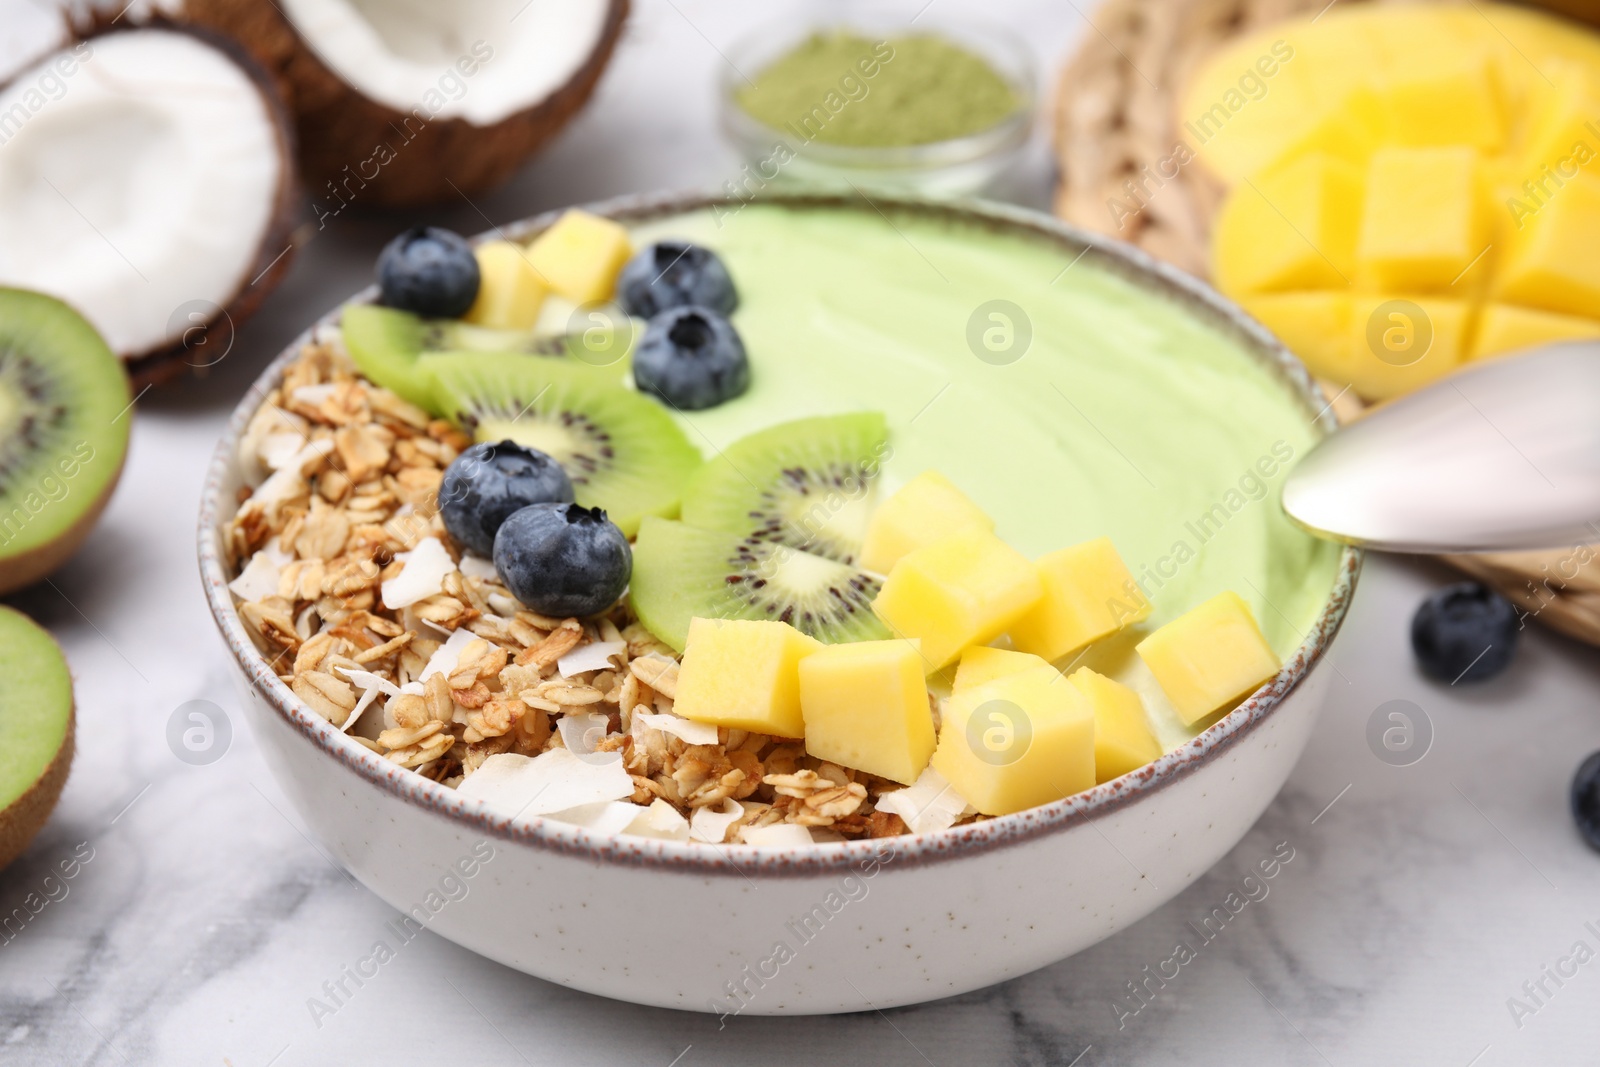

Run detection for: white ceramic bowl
[[199, 191, 1360, 1015]]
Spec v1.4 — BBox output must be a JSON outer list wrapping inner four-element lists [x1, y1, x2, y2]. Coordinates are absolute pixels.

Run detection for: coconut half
[[0, 25, 297, 385], [178, 0, 629, 207]]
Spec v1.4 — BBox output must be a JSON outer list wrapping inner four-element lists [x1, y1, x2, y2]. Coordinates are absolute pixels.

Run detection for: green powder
[[736, 32, 1018, 148]]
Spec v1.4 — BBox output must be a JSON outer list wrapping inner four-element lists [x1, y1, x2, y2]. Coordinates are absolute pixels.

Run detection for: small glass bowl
[[718, 13, 1036, 198]]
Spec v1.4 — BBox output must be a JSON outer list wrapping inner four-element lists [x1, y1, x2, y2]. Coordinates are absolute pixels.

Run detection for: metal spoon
[[1282, 341, 1600, 553]]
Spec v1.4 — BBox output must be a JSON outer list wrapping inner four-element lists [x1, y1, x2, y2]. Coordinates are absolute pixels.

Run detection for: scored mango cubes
[[1356, 146, 1489, 291], [673, 618, 821, 738], [1009, 537, 1150, 663], [799, 639, 934, 785], [1067, 668, 1161, 783], [1135, 591, 1281, 725], [1496, 173, 1600, 320], [871, 528, 1042, 671], [859, 470, 994, 575], [525, 209, 633, 304], [464, 241, 547, 330], [1212, 153, 1364, 295], [1471, 303, 1600, 361], [931, 664, 1095, 816]]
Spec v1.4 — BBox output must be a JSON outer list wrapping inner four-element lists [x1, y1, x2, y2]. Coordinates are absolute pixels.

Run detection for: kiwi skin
[[0, 712, 73, 872], [0, 450, 125, 597]]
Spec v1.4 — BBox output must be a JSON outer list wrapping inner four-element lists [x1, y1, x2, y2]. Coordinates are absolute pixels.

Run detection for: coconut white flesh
[[0, 29, 283, 359], [279, 0, 611, 123]]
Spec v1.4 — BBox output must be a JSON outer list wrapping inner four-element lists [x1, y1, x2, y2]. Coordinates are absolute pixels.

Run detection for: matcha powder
[[737, 32, 1018, 147]]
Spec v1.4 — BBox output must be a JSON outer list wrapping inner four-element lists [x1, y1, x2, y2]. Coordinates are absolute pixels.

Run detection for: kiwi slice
[[0, 288, 131, 596], [0, 606, 74, 871], [680, 413, 888, 565], [342, 304, 632, 413], [630, 516, 891, 651], [423, 353, 701, 537]]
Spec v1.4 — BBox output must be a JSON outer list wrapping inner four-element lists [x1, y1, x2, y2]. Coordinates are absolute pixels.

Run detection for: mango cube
[[1375, 48, 1505, 151], [798, 639, 934, 784], [1242, 292, 1354, 382], [930, 664, 1095, 816], [871, 528, 1042, 671], [1357, 147, 1489, 291], [1472, 303, 1600, 361], [1496, 174, 1600, 319], [1068, 668, 1161, 782], [1009, 537, 1151, 663], [1135, 591, 1281, 725], [953, 646, 1048, 693], [859, 470, 993, 575], [673, 618, 821, 738], [463, 241, 548, 330], [1345, 295, 1471, 400], [1212, 153, 1364, 295], [525, 209, 632, 304]]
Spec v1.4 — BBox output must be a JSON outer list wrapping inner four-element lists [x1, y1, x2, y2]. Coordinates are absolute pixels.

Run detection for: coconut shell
[[0, 706, 73, 873], [36, 19, 302, 388], [177, 0, 630, 208]]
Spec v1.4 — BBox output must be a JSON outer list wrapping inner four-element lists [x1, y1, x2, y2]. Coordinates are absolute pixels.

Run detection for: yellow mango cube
[[1497, 174, 1600, 319], [1357, 147, 1489, 291], [872, 528, 1043, 671], [953, 646, 1048, 693], [1009, 537, 1151, 663], [798, 639, 934, 784], [1067, 668, 1161, 783], [1472, 303, 1600, 360], [525, 210, 632, 304], [1242, 291, 1354, 382], [860, 470, 994, 575], [1268, 86, 1389, 175], [463, 241, 548, 330], [1135, 592, 1281, 725], [673, 618, 821, 738], [1344, 295, 1471, 400], [1376, 48, 1505, 151], [1212, 153, 1364, 296], [931, 664, 1095, 816]]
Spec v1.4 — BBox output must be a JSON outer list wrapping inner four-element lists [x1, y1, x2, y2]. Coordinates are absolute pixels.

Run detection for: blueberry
[[438, 441, 574, 558], [617, 241, 739, 319], [1410, 581, 1519, 683], [377, 226, 480, 318], [493, 503, 631, 617], [633, 307, 750, 411], [1573, 751, 1600, 852]]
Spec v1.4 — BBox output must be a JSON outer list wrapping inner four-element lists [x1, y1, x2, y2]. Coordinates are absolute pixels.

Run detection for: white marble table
[[5, 2, 1600, 1064]]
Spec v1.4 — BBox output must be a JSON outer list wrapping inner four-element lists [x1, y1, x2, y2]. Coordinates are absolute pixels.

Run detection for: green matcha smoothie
[[632, 204, 1340, 744]]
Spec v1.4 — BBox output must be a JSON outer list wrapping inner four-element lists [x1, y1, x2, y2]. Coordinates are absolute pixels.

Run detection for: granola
[[226, 337, 978, 844]]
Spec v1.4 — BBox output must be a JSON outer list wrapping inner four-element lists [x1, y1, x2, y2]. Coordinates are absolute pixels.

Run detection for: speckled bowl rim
[[198, 189, 1361, 879]]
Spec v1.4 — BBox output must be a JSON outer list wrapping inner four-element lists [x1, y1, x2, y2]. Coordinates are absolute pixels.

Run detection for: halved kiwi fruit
[[423, 353, 700, 537], [630, 516, 891, 651], [0, 288, 131, 596], [0, 606, 74, 871], [342, 304, 632, 412], [680, 413, 888, 565]]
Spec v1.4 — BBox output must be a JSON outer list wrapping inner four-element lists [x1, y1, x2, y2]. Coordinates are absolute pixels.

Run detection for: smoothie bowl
[[199, 191, 1357, 1013]]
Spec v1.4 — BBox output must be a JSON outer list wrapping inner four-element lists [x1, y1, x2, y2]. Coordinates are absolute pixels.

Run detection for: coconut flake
[[874, 767, 971, 836], [381, 536, 455, 609], [625, 799, 690, 841], [558, 640, 626, 678], [259, 432, 310, 473], [458, 553, 498, 581], [333, 666, 400, 733], [456, 749, 631, 820], [635, 712, 718, 747], [556, 712, 609, 757], [290, 383, 338, 407], [544, 800, 643, 836], [689, 798, 743, 844], [419, 627, 477, 681], [228, 542, 291, 601], [741, 824, 815, 847]]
